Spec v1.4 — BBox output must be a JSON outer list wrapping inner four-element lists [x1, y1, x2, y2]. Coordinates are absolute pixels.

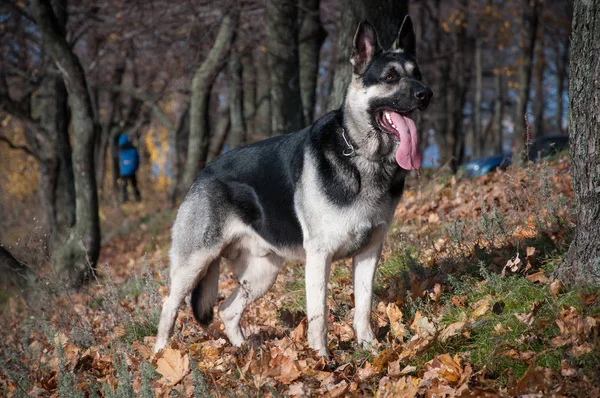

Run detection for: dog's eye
[[385, 74, 395, 81]]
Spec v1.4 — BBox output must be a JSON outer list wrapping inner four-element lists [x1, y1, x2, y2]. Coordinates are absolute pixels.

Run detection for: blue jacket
[[118, 134, 140, 177]]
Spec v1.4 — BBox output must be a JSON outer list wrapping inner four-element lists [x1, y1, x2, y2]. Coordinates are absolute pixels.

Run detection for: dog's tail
[[191, 258, 220, 326]]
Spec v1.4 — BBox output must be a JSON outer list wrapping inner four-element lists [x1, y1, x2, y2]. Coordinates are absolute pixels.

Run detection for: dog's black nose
[[415, 87, 433, 102]]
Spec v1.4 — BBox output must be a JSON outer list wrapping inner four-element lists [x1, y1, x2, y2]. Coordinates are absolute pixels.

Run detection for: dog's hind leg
[[219, 253, 283, 346], [154, 249, 216, 352]]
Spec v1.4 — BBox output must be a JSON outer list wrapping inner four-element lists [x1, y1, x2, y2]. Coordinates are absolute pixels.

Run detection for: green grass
[[121, 312, 159, 345]]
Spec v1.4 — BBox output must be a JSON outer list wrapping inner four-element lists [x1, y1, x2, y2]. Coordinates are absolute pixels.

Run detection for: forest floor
[[1, 154, 600, 397]]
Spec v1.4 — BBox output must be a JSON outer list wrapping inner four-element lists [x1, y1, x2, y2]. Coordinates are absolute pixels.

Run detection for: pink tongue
[[389, 112, 422, 170]]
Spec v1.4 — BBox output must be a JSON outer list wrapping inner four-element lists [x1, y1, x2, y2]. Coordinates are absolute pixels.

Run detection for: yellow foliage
[[143, 123, 171, 192]]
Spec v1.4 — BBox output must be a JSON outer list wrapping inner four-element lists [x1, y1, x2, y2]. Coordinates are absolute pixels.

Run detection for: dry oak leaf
[[409, 311, 436, 336], [386, 303, 407, 341], [471, 299, 490, 320], [549, 279, 564, 299], [377, 376, 419, 398], [155, 348, 190, 386], [422, 354, 463, 385], [439, 321, 466, 343], [525, 269, 548, 284]]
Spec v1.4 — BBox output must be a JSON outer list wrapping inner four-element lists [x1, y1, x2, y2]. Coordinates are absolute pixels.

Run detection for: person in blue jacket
[[117, 134, 141, 202]]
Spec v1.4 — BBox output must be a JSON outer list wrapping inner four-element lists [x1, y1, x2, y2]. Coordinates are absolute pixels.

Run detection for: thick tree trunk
[[33, 0, 101, 287], [448, 0, 469, 173], [0, 246, 32, 291], [298, 0, 326, 125], [555, 0, 600, 286], [207, 104, 230, 163], [326, 0, 409, 111], [181, 9, 238, 194], [96, 63, 126, 193], [242, 53, 256, 136], [228, 52, 245, 149], [494, 72, 505, 155], [168, 105, 189, 206], [513, 0, 541, 166], [254, 47, 272, 136], [533, 29, 545, 139], [267, 0, 304, 135], [473, 38, 483, 158], [555, 36, 569, 136]]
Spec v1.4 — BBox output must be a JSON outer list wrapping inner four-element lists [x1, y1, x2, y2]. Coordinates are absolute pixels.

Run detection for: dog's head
[[344, 16, 432, 170]]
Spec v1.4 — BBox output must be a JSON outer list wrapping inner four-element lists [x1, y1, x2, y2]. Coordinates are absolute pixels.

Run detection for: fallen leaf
[[155, 348, 189, 386], [472, 299, 490, 319], [385, 303, 407, 341], [377, 376, 419, 398], [526, 269, 548, 284], [549, 279, 564, 298], [410, 311, 436, 336], [439, 321, 465, 342]]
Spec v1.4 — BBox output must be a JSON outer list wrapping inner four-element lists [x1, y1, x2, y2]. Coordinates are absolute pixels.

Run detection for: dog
[[154, 16, 433, 356]]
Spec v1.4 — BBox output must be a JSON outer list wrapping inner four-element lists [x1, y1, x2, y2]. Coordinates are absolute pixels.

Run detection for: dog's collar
[[341, 128, 355, 157]]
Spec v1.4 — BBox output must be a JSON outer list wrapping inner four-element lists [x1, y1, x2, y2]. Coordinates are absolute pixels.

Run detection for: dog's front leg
[[305, 251, 332, 356], [352, 244, 382, 346]]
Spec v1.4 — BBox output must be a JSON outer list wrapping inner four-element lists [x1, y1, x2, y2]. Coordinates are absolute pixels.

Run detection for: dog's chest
[[295, 161, 397, 256]]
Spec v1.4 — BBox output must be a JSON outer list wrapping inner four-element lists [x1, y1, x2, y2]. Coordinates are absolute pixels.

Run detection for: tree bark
[[168, 105, 189, 206], [326, 0, 409, 111], [0, 246, 32, 291], [494, 72, 505, 155], [473, 37, 483, 158], [228, 51, 245, 149], [555, 36, 569, 136], [513, 0, 541, 166], [33, 0, 101, 287], [207, 104, 230, 163], [298, 0, 326, 125], [241, 53, 256, 135], [181, 9, 238, 194], [533, 27, 545, 138], [254, 47, 272, 137], [267, 0, 304, 135], [554, 0, 600, 286]]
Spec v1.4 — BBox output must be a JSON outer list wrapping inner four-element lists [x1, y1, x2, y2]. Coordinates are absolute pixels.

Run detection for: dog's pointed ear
[[393, 15, 416, 56], [351, 21, 380, 75]]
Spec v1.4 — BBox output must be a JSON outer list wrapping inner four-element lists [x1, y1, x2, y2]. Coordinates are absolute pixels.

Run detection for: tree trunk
[[555, 36, 569, 136], [181, 9, 238, 194], [242, 53, 256, 136], [513, 0, 541, 166], [33, 0, 101, 287], [0, 246, 32, 291], [267, 0, 304, 135], [326, 0, 409, 111], [473, 38, 483, 158], [298, 0, 326, 125], [254, 47, 272, 137], [207, 104, 230, 163], [96, 62, 126, 193], [168, 105, 189, 206], [533, 28, 545, 138], [228, 51, 245, 149], [554, 0, 600, 286], [494, 72, 505, 155]]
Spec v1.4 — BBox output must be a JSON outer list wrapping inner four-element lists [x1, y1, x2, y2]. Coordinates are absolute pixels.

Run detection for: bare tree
[[513, 0, 542, 165], [181, 8, 239, 194], [228, 51, 245, 149], [298, 0, 326, 125], [554, 0, 600, 286], [267, 0, 304, 135], [32, 0, 101, 286]]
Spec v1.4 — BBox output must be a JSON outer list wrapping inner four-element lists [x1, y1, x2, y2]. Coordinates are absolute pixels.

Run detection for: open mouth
[[375, 109, 422, 171]]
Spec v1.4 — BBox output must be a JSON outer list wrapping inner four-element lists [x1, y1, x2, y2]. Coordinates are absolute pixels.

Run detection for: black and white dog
[[155, 17, 432, 356]]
